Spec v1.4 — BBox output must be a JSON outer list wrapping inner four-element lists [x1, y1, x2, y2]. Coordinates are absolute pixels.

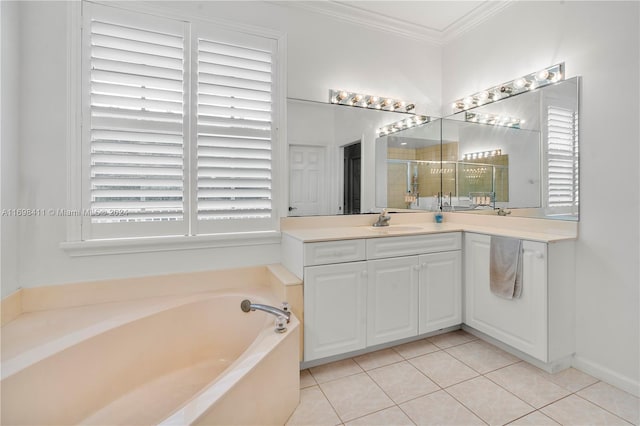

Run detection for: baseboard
[[572, 355, 640, 398]]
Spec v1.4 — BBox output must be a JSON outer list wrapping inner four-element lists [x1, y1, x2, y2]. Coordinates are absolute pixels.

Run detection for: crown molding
[[270, 1, 513, 45], [441, 0, 514, 43], [272, 1, 443, 44]]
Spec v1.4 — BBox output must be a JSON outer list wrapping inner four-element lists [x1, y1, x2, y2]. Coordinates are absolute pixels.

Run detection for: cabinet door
[[304, 261, 367, 362], [464, 233, 548, 361], [367, 256, 419, 346], [419, 251, 462, 334]]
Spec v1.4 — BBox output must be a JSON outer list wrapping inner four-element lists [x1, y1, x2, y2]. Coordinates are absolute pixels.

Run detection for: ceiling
[[282, 1, 512, 44]]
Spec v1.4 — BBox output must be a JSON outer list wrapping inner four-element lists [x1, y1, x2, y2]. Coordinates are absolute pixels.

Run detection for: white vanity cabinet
[[366, 256, 420, 346], [419, 250, 462, 334], [304, 260, 368, 361], [282, 232, 462, 363], [464, 233, 575, 366]]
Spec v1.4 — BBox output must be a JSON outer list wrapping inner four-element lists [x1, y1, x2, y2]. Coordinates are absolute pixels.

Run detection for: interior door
[[343, 142, 361, 214], [289, 145, 327, 216]]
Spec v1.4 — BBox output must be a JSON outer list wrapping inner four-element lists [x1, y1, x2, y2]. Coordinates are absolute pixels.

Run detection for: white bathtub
[[1, 291, 300, 425]]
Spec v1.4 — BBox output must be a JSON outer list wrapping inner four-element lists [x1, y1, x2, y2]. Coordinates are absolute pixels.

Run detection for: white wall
[[443, 0, 639, 395], [4, 1, 441, 290], [1, 1, 21, 297]]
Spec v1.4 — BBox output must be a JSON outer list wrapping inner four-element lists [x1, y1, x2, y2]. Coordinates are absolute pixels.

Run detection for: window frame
[[64, 1, 286, 254]]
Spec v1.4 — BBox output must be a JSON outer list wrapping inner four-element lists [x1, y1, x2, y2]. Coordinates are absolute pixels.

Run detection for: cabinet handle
[[535, 251, 544, 259], [421, 262, 427, 268]]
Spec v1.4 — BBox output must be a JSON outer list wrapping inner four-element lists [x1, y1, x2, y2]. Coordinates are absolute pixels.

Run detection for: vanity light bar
[[452, 63, 565, 113], [376, 115, 431, 136], [463, 149, 502, 161], [330, 89, 415, 113], [465, 112, 524, 129]]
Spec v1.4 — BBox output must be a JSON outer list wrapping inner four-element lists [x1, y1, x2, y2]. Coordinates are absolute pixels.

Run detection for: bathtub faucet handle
[[281, 302, 290, 312], [275, 315, 288, 333]]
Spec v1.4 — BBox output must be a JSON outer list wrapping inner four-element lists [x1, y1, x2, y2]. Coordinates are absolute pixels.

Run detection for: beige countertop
[[281, 213, 578, 244]]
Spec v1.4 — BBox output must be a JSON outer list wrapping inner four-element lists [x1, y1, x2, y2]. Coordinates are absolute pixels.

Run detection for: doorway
[[343, 142, 361, 215], [288, 145, 327, 216]]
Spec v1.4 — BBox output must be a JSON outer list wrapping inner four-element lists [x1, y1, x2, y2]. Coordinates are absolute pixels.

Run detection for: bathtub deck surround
[[1, 265, 301, 425]]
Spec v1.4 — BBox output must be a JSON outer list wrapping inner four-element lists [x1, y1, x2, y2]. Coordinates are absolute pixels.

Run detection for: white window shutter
[[547, 106, 579, 207], [83, 3, 187, 237], [195, 33, 275, 231]]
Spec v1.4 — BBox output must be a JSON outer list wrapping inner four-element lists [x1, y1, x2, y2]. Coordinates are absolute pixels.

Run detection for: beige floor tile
[[367, 361, 440, 404], [428, 329, 477, 349], [486, 362, 570, 408], [446, 376, 534, 425], [400, 389, 485, 425], [508, 411, 560, 425], [577, 381, 640, 425], [319, 373, 394, 422], [301, 369, 318, 389], [542, 395, 631, 425], [446, 339, 519, 374], [286, 386, 341, 426], [392, 338, 440, 359], [345, 406, 414, 426], [353, 348, 403, 371], [523, 365, 598, 392], [409, 350, 479, 388], [310, 358, 364, 384]]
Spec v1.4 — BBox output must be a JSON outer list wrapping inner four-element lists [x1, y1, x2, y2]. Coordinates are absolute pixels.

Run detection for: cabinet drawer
[[366, 232, 461, 259], [304, 239, 366, 266]]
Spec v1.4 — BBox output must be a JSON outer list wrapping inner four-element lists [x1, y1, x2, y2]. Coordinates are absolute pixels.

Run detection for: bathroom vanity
[[281, 213, 577, 372]]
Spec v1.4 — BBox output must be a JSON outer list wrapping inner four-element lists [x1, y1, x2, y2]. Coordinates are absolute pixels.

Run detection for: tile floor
[[286, 330, 640, 426]]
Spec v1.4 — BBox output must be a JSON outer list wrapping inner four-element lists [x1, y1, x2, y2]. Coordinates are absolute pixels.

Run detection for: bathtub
[[1, 290, 300, 425]]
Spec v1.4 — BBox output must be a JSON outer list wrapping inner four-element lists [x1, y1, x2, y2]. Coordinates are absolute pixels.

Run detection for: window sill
[[60, 231, 282, 257]]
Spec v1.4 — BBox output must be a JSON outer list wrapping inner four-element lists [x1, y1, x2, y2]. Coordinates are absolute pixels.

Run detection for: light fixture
[[465, 112, 523, 129], [330, 89, 415, 113], [451, 63, 564, 113], [462, 149, 502, 161], [376, 115, 431, 137]]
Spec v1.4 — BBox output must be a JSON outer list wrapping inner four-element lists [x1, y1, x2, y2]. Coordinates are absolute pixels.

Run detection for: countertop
[[282, 220, 577, 244]]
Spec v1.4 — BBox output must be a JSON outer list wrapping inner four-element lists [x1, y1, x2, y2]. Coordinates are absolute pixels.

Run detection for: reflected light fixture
[[330, 89, 415, 113], [465, 112, 524, 129], [462, 149, 502, 161], [451, 63, 564, 113], [376, 115, 431, 137]]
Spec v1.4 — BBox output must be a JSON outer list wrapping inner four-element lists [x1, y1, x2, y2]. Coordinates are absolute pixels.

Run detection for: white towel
[[489, 236, 523, 299]]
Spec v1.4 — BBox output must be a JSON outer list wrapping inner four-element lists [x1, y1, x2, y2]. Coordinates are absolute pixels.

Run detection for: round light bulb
[[513, 78, 527, 89], [536, 70, 550, 81]]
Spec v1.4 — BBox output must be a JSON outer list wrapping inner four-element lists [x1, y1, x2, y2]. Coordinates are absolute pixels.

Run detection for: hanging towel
[[489, 236, 523, 299]]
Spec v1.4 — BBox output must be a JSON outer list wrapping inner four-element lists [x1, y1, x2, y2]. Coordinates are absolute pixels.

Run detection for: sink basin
[[368, 225, 424, 233]]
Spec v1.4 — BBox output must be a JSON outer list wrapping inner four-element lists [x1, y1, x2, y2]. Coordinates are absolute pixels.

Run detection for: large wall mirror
[[375, 77, 580, 221], [287, 98, 410, 216]]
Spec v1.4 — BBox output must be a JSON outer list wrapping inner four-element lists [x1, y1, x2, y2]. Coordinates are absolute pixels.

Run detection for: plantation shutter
[[84, 3, 186, 235], [196, 32, 275, 231], [547, 106, 579, 207]]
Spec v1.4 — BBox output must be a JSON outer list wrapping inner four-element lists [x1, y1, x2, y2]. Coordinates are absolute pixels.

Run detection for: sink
[[367, 225, 424, 233]]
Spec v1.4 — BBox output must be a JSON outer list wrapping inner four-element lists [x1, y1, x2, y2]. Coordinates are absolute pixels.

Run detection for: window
[[547, 106, 579, 208], [80, 2, 280, 241]]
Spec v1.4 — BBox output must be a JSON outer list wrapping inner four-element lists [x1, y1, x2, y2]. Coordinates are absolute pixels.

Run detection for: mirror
[[376, 77, 580, 221], [375, 118, 443, 212], [287, 98, 412, 216]]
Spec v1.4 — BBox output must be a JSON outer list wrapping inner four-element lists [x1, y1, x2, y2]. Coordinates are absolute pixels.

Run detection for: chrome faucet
[[372, 209, 391, 227], [240, 299, 291, 332]]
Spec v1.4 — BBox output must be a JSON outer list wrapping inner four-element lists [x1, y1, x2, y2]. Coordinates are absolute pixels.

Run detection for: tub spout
[[240, 299, 291, 323]]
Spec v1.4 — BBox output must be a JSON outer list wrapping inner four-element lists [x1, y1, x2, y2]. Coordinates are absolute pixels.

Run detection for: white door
[[418, 251, 462, 334], [304, 261, 368, 362], [367, 256, 419, 346], [289, 145, 326, 216]]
